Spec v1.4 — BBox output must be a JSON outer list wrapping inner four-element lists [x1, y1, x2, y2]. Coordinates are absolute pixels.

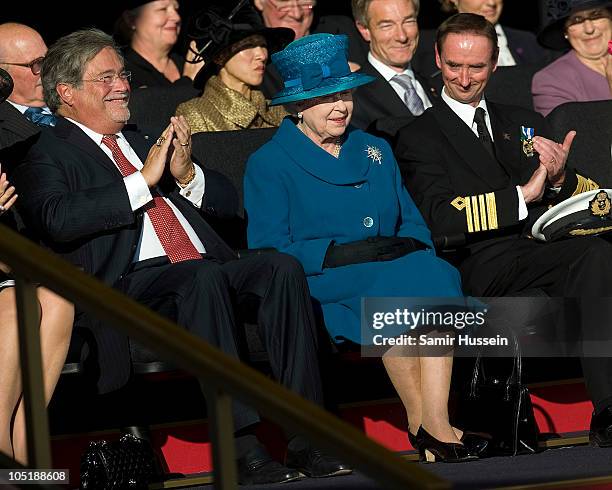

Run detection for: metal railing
[[0, 223, 450, 489]]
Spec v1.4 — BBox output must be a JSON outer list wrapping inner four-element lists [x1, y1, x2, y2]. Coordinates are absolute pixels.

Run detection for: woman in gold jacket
[[176, 2, 294, 132]]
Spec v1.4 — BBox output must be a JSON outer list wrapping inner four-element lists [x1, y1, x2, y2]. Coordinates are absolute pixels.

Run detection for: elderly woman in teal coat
[[245, 33, 482, 463]]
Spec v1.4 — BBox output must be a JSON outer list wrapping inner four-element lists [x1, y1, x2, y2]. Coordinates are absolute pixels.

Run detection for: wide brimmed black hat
[[538, 0, 612, 50], [0, 68, 13, 104], [186, 0, 294, 88]]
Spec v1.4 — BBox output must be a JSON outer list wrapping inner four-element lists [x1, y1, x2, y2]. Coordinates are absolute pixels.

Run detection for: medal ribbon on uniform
[[521, 126, 535, 157]]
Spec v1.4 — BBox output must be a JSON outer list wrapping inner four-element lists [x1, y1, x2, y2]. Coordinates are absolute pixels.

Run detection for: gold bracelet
[[177, 164, 196, 188]]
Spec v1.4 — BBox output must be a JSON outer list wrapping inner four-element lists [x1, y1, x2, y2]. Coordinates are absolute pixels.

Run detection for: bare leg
[[0, 289, 19, 459], [382, 345, 422, 434], [420, 354, 461, 444], [12, 289, 74, 464]]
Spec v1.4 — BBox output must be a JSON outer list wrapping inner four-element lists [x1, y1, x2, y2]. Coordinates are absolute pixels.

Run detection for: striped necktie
[[392, 73, 425, 116]]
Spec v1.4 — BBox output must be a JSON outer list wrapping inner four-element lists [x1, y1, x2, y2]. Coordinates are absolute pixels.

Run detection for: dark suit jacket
[[0, 101, 41, 172], [351, 58, 439, 134], [314, 15, 369, 68], [394, 100, 594, 293], [14, 117, 238, 392]]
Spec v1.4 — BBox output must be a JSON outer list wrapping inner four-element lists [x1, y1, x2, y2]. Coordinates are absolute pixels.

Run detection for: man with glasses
[[15, 28, 350, 484], [0, 23, 53, 169]]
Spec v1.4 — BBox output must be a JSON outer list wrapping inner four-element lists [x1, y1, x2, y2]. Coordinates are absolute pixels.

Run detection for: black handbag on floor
[[459, 335, 540, 456], [80, 434, 158, 489]]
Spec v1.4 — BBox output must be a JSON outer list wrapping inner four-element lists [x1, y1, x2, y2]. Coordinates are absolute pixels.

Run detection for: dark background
[[2, 1, 546, 45]]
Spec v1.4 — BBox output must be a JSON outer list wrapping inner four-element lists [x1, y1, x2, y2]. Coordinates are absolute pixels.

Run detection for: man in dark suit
[[0, 23, 52, 169], [396, 13, 612, 447], [350, 0, 439, 139], [14, 28, 349, 484]]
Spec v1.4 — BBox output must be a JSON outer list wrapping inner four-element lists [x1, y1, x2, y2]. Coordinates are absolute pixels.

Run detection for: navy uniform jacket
[[395, 100, 597, 294]]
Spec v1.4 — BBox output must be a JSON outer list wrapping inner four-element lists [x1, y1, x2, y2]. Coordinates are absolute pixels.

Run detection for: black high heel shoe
[[416, 426, 479, 463], [407, 428, 420, 449]]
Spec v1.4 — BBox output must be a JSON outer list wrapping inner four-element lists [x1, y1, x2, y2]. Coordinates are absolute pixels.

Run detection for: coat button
[[363, 217, 374, 228]]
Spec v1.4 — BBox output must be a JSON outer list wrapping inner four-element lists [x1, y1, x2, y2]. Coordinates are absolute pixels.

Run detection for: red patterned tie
[[102, 135, 202, 263]]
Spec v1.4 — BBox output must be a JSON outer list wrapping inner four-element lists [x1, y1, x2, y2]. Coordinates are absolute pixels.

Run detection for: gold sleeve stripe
[[572, 174, 599, 196], [451, 193, 498, 233], [478, 194, 488, 231], [464, 196, 474, 233], [486, 192, 498, 230], [471, 196, 481, 232]]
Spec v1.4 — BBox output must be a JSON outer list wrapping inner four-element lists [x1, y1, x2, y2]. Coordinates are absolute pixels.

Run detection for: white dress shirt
[[66, 118, 207, 261], [368, 52, 432, 110], [8, 100, 53, 115], [495, 25, 517, 67], [441, 89, 528, 220]]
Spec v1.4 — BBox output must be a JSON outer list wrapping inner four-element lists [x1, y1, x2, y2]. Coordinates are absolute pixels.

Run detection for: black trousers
[[116, 253, 323, 431], [460, 236, 612, 411]]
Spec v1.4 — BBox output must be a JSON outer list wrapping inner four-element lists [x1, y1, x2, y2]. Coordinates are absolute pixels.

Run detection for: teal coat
[[245, 118, 462, 343]]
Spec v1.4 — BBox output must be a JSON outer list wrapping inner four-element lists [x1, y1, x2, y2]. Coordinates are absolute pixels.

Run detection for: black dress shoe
[[417, 426, 479, 463], [286, 447, 352, 478], [590, 406, 612, 447], [460, 432, 490, 457], [237, 445, 303, 485]]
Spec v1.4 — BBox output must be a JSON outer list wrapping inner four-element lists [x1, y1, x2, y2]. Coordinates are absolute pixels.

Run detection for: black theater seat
[[546, 100, 612, 186]]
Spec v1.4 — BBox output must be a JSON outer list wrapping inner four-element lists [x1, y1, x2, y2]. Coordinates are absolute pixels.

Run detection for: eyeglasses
[[82, 71, 132, 85], [565, 9, 611, 29], [0, 57, 45, 75], [267, 0, 316, 13]]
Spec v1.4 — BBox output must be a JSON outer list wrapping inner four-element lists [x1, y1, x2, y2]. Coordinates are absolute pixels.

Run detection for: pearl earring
[[297, 112, 303, 120]]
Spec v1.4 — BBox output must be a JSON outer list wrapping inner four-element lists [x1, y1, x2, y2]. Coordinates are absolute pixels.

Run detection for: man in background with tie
[[350, 0, 437, 138], [0, 23, 54, 169], [15, 28, 349, 484], [395, 13, 612, 447]]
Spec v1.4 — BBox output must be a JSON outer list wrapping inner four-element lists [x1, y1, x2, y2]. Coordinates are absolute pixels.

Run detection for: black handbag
[[80, 434, 159, 489], [459, 335, 540, 456]]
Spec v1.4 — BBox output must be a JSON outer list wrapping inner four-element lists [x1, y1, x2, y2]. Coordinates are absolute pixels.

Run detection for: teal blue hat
[[269, 33, 375, 106]]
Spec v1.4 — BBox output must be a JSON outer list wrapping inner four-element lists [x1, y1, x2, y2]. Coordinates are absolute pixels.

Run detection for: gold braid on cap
[[572, 174, 599, 197]]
